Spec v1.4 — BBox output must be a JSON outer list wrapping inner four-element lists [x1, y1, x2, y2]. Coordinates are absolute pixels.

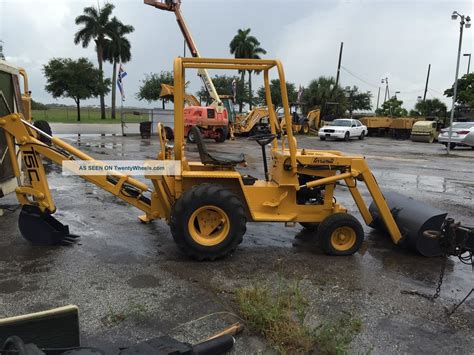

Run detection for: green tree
[[136, 71, 174, 109], [345, 86, 372, 117], [256, 79, 297, 111], [103, 18, 134, 119], [74, 3, 116, 119], [43, 58, 110, 121], [302, 76, 347, 119], [31, 99, 48, 110], [229, 28, 266, 112], [444, 72, 474, 108], [196, 75, 249, 108], [375, 96, 407, 117], [409, 98, 447, 117]]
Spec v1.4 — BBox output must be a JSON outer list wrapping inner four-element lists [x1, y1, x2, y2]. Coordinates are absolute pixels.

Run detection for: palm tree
[[229, 28, 266, 112], [246, 43, 266, 110], [103, 19, 134, 119], [74, 3, 116, 119], [302, 76, 347, 119]]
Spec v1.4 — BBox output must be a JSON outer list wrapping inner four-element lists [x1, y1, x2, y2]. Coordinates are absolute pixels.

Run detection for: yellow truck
[[359, 116, 392, 136]]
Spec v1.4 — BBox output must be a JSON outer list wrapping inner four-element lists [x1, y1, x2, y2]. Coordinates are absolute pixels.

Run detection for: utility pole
[[423, 64, 431, 102], [335, 42, 343, 87], [381, 77, 389, 103], [376, 87, 381, 111], [463, 53, 471, 74]]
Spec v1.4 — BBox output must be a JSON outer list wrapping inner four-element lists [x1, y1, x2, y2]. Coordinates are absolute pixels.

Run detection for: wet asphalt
[[0, 132, 473, 354]]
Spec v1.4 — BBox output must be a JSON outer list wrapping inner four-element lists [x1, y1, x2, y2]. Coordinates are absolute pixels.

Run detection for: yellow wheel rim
[[330, 227, 356, 251], [303, 125, 309, 134], [188, 205, 230, 247]]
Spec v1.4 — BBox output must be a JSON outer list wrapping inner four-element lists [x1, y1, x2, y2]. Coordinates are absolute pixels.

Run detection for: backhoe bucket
[[369, 192, 448, 256], [18, 205, 77, 245]]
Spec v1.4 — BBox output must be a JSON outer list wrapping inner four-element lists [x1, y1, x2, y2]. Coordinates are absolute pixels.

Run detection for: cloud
[[1, 0, 472, 110]]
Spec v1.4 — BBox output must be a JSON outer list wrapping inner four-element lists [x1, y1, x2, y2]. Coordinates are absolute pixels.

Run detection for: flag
[[117, 64, 127, 101]]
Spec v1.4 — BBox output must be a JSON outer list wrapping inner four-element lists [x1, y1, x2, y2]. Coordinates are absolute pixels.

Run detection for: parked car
[[319, 119, 367, 141], [438, 122, 474, 149]]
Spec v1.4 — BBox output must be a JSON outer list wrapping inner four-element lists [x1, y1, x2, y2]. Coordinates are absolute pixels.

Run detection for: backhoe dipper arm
[[144, 0, 222, 107], [0, 113, 152, 216]]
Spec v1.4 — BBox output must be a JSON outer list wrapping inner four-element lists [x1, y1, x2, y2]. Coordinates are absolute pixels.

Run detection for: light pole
[[463, 53, 471, 74], [395, 91, 400, 99], [447, 11, 471, 154]]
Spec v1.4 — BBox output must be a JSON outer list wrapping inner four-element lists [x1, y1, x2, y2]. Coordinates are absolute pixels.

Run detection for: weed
[[235, 282, 362, 354]]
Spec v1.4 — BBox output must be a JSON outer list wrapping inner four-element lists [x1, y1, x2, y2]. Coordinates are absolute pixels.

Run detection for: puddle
[[127, 274, 161, 289], [0, 279, 23, 294]]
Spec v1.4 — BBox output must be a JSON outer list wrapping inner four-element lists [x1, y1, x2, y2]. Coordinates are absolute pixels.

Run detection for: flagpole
[[121, 97, 125, 136]]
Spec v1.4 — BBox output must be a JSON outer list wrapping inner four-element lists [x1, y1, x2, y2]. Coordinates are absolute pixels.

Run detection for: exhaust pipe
[[369, 192, 448, 256]]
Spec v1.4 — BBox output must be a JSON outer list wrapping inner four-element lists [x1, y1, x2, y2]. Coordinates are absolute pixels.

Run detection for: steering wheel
[[248, 134, 277, 147]]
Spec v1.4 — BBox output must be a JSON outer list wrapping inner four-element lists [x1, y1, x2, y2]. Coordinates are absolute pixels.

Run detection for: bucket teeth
[[18, 205, 78, 246]]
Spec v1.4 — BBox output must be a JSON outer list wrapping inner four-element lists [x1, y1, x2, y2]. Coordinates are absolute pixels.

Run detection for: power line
[[340, 65, 379, 88]]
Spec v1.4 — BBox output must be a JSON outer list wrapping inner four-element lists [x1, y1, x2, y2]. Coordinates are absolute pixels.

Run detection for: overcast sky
[[1, 0, 472, 111]]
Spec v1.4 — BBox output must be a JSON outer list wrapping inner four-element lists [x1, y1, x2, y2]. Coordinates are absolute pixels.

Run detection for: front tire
[[317, 213, 364, 256], [170, 184, 247, 260], [319, 136, 326, 141], [187, 128, 197, 143], [214, 128, 227, 143], [344, 132, 350, 141]]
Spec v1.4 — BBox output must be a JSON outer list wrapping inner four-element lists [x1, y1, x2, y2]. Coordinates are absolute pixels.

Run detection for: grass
[[235, 281, 362, 354], [32, 107, 150, 124], [102, 300, 149, 327]]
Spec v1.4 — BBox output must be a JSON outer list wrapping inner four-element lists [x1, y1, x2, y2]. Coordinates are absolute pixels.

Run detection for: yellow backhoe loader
[[1, 57, 472, 261]]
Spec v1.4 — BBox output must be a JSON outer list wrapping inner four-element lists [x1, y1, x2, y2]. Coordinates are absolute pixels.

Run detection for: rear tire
[[317, 213, 364, 256], [33, 120, 52, 144], [358, 131, 365, 140], [344, 132, 350, 141], [299, 122, 310, 135], [170, 184, 247, 261]]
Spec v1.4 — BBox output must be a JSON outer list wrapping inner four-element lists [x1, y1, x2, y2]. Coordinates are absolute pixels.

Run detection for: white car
[[438, 122, 474, 150], [319, 119, 367, 141]]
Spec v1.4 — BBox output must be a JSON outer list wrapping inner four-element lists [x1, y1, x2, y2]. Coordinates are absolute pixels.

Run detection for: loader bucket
[[18, 205, 77, 245], [369, 192, 448, 256]]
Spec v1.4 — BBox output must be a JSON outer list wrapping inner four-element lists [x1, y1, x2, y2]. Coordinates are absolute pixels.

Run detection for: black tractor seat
[[191, 126, 246, 166]]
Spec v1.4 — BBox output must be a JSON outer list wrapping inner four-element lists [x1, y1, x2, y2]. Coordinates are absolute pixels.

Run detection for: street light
[[463, 53, 471, 73], [395, 91, 400, 99], [447, 11, 471, 154]]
